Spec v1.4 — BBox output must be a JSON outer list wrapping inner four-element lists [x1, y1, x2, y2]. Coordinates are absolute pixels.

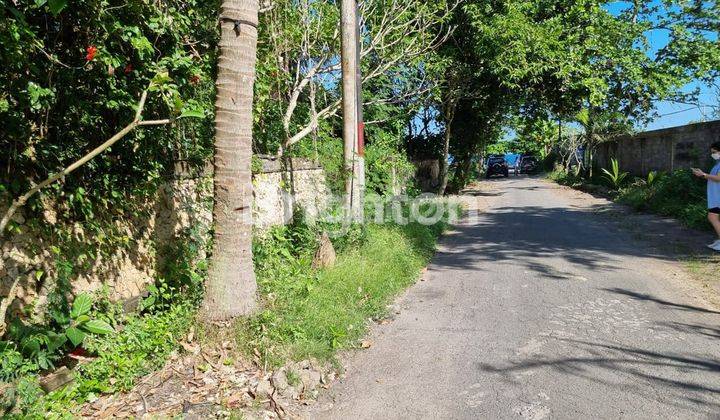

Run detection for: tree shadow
[[477, 337, 720, 412], [655, 321, 720, 339], [602, 288, 720, 315], [430, 204, 669, 277]]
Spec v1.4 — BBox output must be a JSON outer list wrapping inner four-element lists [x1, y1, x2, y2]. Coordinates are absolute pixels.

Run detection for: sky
[[605, 1, 718, 131]]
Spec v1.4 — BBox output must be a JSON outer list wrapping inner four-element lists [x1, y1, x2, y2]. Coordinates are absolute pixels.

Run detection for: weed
[[238, 203, 452, 368], [286, 369, 301, 387], [601, 158, 629, 189]]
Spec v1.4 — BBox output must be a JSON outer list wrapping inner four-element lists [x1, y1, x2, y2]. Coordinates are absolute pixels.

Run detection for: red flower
[[124, 63, 133, 74], [85, 46, 98, 62], [189, 74, 201, 85]]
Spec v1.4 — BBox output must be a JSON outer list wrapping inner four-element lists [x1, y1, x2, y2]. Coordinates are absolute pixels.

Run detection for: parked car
[[517, 155, 539, 174], [485, 155, 509, 178]]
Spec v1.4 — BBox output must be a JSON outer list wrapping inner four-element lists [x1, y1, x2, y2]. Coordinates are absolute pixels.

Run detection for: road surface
[[309, 176, 720, 419]]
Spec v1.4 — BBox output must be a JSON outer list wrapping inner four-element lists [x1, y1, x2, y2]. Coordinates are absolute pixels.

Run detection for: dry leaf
[[225, 392, 246, 408], [180, 342, 200, 355], [361, 340, 372, 349]]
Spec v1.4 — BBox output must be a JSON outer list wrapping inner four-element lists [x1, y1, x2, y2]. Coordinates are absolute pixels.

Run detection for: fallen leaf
[[361, 340, 372, 349], [225, 392, 246, 408], [180, 342, 200, 354]]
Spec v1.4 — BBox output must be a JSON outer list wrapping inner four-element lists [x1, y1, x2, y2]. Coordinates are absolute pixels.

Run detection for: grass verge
[[238, 203, 456, 368], [2, 201, 457, 417]]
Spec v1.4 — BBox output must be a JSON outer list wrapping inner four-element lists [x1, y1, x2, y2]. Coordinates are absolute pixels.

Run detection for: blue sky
[[605, 1, 718, 130]]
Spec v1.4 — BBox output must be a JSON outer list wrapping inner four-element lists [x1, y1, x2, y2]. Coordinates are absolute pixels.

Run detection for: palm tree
[[576, 106, 632, 178], [202, 0, 259, 319]]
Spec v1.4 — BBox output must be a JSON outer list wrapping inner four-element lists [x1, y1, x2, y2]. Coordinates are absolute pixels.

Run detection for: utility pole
[[354, 1, 365, 217], [341, 0, 363, 222]]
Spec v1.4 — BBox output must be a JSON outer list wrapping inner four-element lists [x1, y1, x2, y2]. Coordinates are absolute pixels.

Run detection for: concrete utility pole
[[341, 0, 364, 222]]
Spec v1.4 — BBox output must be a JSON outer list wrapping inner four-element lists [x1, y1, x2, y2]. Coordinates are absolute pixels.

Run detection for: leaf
[[66, 327, 86, 347], [82, 320, 115, 335], [47, 0, 67, 15], [74, 314, 90, 325], [179, 108, 205, 119], [141, 294, 156, 310], [150, 71, 172, 89], [70, 293, 93, 318], [21, 338, 41, 356]]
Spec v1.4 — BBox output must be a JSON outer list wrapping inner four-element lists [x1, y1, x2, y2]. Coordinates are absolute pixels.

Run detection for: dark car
[[485, 155, 509, 178], [517, 155, 539, 174]]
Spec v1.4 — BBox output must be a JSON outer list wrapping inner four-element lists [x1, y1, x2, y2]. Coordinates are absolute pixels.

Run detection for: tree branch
[[0, 87, 178, 336]]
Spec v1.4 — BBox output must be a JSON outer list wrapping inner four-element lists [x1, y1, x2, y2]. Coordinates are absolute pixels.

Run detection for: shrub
[[241, 201, 454, 367], [601, 158, 629, 189], [617, 169, 708, 230]]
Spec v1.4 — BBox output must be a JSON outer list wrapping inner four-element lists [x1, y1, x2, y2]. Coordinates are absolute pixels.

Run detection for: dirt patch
[[80, 332, 334, 419], [544, 178, 720, 307]]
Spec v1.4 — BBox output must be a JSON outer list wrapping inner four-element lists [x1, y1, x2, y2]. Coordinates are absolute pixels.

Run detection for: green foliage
[[0, 261, 118, 381], [601, 158, 629, 189], [239, 202, 454, 367], [0, 227, 207, 416], [647, 170, 659, 187], [2, 302, 195, 417], [364, 133, 416, 195], [617, 169, 708, 229], [552, 166, 710, 231], [0, 0, 217, 286]]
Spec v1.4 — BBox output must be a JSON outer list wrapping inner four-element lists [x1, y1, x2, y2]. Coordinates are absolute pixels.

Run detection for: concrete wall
[[1, 157, 330, 322], [596, 120, 720, 176]]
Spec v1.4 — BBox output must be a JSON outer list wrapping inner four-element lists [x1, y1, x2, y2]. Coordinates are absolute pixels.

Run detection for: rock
[[39, 366, 74, 392], [298, 369, 322, 391], [253, 379, 274, 399], [312, 233, 336, 269], [270, 369, 289, 391], [43, 207, 57, 225]]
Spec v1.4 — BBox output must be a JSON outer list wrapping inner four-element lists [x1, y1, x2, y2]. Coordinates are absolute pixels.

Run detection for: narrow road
[[310, 176, 720, 419]]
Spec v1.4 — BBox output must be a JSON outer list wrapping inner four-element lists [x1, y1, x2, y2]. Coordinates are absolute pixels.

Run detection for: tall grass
[[238, 206, 453, 367]]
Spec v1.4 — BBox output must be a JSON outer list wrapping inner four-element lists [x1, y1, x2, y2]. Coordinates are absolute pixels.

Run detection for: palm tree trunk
[[203, 0, 259, 320]]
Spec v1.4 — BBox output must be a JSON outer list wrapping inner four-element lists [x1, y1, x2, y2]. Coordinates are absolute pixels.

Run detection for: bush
[[240, 201, 454, 367], [616, 169, 708, 229]]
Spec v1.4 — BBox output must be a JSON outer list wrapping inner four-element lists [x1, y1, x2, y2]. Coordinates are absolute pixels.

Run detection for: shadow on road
[[477, 337, 720, 412], [434, 204, 669, 275], [603, 288, 720, 315], [656, 321, 720, 339]]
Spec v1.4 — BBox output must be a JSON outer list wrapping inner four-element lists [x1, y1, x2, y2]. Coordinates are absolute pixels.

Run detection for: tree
[[202, 0, 260, 320], [253, 0, 456, 156]]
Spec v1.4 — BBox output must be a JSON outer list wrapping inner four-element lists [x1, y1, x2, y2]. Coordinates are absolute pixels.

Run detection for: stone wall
[[595, 120, 720, 176], [252, 157, 331, 228], [1, 157, 330, 322], [0, 173, 213, 321]]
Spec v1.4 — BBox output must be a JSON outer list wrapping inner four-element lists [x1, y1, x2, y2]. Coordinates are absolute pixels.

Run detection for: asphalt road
[[309, 176, 720, 419]]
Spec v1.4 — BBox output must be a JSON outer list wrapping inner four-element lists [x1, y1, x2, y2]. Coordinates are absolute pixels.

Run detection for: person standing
[[692, 141, 720, 251]]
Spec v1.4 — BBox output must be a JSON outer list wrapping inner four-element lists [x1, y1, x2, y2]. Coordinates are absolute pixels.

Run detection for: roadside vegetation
[[549, 166, 709, 231], [1, 0, 718, 417], [1, 200, 457, 417], [240, 202, 457, 368]]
